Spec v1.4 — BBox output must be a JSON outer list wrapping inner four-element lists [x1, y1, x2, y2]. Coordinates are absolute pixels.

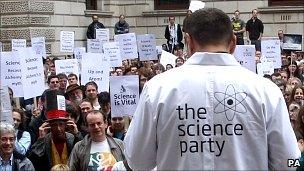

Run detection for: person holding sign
[[165, 16, 183, 53], [125, 8, 299, 170], [114, 14, 129, 35], [87, 15, 105, 39]]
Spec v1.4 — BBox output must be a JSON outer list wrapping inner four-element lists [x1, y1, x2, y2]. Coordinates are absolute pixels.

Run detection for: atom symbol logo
[[214, 84, 247, 121]]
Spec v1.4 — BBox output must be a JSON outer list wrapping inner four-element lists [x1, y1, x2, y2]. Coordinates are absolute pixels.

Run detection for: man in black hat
[[28, 90, 83, 171]]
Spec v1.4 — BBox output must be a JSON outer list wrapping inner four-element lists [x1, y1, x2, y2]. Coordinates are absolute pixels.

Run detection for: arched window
[[154, 0, 190, 10]]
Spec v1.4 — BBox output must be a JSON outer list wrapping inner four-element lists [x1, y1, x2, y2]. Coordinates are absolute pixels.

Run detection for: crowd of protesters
[[1, 8, 304, 171]]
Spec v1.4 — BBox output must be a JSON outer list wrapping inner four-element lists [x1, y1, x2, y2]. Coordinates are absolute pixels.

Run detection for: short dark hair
[[47, 74, 59, 84], [57, 73, 67, 79], [98, 91, 110, 106], [85, 81, 98, 92], [183, 8, 233, 47], [68, 73, 78, 80]]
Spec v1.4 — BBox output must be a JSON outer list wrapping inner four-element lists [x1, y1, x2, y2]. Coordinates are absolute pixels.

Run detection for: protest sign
[[261, 37, 281, 69], [0, 42, 2, 52], [0, 51, 23, 97], [137, 34, 157, 61], [114, 33, 138, 60], [0, 86, 13, 124], [110, 75, 139, 117], [283, 34, 302, 51], [233, 45, 256, 73], [103, 42, 122, 67], [60, 31, 74, 52], [31, 37, 47, 59], [12, 39, 26, 51], [96, 29, 109, 44], [160, 50, 177, 68], [189, 0, 205, 12], [74, 47, 86, 74], [55, 59, 79, 79], [81, 53, 110, 92], [87, 39, 103, 53], [19, 47, 45, 99], [257, 56, 274, 76]]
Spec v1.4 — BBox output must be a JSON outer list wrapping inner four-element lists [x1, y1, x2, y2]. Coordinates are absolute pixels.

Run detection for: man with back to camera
[[125, 8, 300, 170]]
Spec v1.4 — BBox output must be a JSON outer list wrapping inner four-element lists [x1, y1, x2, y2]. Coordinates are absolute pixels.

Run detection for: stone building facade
[[0, 0, 303, 57]]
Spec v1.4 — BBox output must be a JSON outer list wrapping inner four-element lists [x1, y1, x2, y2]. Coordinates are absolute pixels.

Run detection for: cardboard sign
[[74, 47, 86, 62], [60, 31, 74, 52], [103, 42, 122, 67], [12, 39, 26, 51], [81, 53, 110, 92], [114, 33, 138, 60], [87, 39, 103, 53], [31, 37, 47, 59], [110, 75, 139, 117], [0, 51, 23, 97], [137, 34, 157, 61], [0, 86, 13, 124], [233, 45, 256, 73], [55, 59, 79, 79], [96, 29, 110, 44], [19, 47, 45, 99], [261, 37, 281, 69]]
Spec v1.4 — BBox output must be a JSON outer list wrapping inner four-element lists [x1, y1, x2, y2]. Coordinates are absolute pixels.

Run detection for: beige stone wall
[[0, 0, 303, 57]]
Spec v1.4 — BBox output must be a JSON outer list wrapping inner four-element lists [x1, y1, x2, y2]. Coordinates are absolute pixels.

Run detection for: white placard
[[114, 33, 138, 60], [31, 37, 47, 59], [257, 56, 274, 76], [12, 39, 26, 51], [55, 59, 79, 79], [74, 47, 86, 74], [189, 0, 205, 12], [261, 38, 281, 69], [60, 31, 74, 52], [110, 75, 139, 117], [283, 34, 302, 51], [103, 42, 122, 67], [57, 95, 66, 110], [19, 47, 45, 99], [81, 53, 110, 92], [0, 42, 2, 52], [233, 45, 256, 73], [160, 50, 177, 68], [137, 34, 157, 61], [87, 39, 103, 53], [0, 51, 23, 97], [0, 86, 13, 124], [96, 29, 109, 44]]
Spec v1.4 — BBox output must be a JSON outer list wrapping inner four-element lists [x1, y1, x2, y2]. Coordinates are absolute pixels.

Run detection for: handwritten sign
[[160, 50, 177, 68], [31, 37, 47, 59], [114, 33, 138, 60], [60, 31, 74, 52], [55, 59, 79, 78], [0, 51, 23, 97], [0, 86, 13, 124], [81, 53, 110, 92], [19, 47, 45, 99], [103, 42, 122, 67], [96, 29, 110, 44], [87, 39, 103, 53], [261, 37, 281, 69], [257, 55, 274, 76], [12, 39, 26, 51], [137, 34, 157, 61]]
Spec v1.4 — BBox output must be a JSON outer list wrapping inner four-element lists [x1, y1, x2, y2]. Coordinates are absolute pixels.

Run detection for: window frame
[[154, 0, 190, 10]]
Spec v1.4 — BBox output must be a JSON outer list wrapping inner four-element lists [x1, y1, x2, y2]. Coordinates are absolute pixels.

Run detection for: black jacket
[[86, 21, 105, 39]]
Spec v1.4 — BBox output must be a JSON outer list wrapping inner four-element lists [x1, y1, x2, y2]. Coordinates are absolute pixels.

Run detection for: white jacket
[[125, 52, 300, 170]]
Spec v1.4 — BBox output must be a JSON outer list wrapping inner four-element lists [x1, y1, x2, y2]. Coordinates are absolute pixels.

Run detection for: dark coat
[[87, 21, 105, 39]]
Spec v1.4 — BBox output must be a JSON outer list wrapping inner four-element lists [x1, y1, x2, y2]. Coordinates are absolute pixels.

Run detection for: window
[[154, 0, 190, 10], [86, 0, 97, 10], [269, 0, 303, 6]]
